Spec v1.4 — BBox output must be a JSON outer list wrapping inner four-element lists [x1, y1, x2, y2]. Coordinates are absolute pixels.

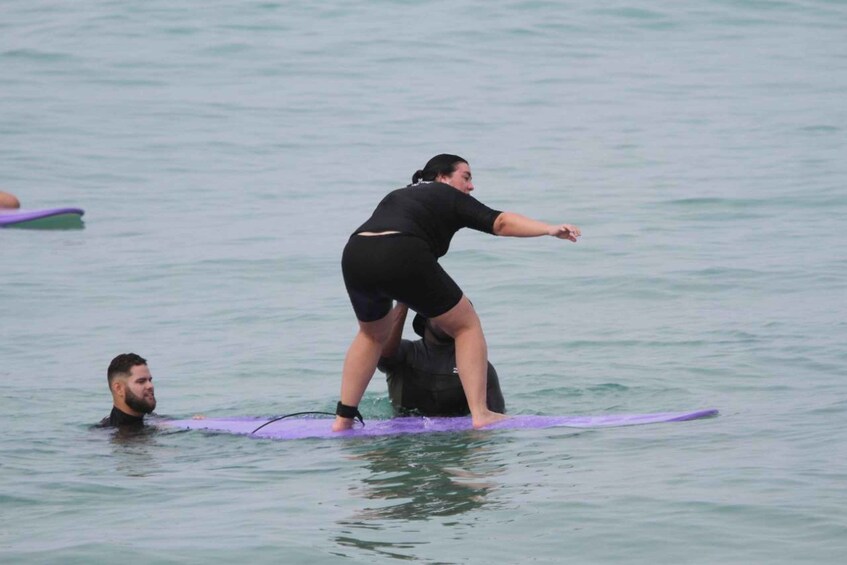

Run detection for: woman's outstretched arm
[[492, 212, 581, 241]]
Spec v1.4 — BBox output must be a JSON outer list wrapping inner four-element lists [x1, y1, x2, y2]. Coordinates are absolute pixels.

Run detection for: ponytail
[[410, 154, 467, 185]]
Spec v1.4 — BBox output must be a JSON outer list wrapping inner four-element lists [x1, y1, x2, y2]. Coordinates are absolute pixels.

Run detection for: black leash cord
[[250, 411, 335, 435]]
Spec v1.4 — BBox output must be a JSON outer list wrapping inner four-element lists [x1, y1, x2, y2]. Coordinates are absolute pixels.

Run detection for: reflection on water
[[333, 432, 508, 558], [104, 425, 164, 477], [348, 434, 503, 520]]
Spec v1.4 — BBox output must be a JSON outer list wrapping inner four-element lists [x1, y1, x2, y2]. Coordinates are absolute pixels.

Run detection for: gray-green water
[[2, 1, 846, 563]]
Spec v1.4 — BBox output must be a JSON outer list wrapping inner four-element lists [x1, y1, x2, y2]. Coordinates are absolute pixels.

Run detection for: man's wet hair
[[107, 353, 147, 386]]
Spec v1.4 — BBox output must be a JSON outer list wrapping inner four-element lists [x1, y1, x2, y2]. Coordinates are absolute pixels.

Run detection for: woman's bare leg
[[433, 296, 507, 429], [333, 311, 394, 431]]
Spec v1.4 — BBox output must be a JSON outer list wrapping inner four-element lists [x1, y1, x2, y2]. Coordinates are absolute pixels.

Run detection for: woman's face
[[436, 162, 474, 194]]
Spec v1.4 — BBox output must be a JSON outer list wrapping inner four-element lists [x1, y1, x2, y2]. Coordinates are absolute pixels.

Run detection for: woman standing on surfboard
[[335, 154, 580, 431]]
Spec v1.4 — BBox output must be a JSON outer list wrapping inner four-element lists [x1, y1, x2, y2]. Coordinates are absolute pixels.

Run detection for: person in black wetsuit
[[99, 353, 157, 428], [378, 303, 505, 416], [335, 154, 580, 431]]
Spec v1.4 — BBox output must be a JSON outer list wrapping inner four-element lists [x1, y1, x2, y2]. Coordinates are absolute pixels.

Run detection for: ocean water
[[1, 0, 846, 563]]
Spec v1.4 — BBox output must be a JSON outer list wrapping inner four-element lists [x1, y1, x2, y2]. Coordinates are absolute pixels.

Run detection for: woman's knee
[[432, 296, 482, 338]]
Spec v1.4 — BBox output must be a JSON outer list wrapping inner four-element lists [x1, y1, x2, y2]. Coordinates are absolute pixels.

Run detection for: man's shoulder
[[378, 339, 413, 370], [97, 406, 146, 428], [403, 341, 457, 377]]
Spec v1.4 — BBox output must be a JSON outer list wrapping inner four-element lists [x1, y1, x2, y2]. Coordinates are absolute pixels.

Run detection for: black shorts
[[342, 234, 463, 322]]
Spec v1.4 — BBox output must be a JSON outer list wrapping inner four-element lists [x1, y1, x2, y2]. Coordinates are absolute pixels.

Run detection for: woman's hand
[[548, 224, 581, 242]]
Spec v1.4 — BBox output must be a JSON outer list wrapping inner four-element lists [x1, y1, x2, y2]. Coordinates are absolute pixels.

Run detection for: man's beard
[[125, 387, 156, 414]]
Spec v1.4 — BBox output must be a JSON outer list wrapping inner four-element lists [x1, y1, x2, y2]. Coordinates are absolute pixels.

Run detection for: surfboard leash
[[250, 411, 336, 435]]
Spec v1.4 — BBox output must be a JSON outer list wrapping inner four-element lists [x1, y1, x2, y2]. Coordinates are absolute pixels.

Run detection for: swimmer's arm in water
[[380, 303, 409, 359]]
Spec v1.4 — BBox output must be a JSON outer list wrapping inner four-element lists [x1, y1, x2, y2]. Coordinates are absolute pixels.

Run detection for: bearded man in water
[[99, 353, 157, 428]]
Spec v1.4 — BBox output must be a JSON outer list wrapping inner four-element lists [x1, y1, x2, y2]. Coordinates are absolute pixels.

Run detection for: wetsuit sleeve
[[454, 192, 502, 234], [377, 340, 413, 373]]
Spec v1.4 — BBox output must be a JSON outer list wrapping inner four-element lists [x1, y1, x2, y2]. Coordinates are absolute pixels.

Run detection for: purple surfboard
[[162, 409, 718, 441], [0, 207, 85, 228]]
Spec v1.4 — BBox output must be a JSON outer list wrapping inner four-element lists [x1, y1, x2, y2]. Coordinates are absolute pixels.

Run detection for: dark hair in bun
[[411, 154, 468, 184]]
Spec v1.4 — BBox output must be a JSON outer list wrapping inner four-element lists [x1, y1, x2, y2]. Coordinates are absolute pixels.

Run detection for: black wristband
[[336, 402, 364, 426]]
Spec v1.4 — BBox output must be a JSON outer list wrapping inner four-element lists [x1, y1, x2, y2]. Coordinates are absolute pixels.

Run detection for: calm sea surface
[[2, 1, 846, 563]]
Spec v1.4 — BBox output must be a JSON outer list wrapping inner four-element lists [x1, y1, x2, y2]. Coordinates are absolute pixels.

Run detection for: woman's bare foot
[[332, 416, 354, 432], [472, 410, 508, 430]]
